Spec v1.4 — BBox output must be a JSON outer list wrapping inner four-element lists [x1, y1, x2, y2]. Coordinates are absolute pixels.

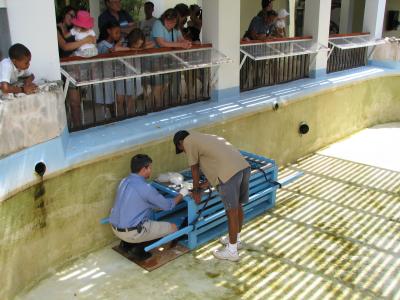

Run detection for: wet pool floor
[[18, 123, 400, 300]]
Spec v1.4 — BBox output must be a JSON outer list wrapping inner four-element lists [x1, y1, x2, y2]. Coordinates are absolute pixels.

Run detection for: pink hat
[[72, 10, 94, 29]]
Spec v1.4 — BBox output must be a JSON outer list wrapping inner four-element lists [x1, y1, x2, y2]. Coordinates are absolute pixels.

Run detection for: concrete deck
[[18, 124, 400, 300]]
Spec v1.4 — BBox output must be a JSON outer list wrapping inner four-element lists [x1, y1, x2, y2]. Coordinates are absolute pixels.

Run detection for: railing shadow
[[194, 153, 400, 299]]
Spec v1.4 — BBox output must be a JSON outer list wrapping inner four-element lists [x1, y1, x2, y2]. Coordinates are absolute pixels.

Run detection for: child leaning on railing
[[0, 43, 37, 96]]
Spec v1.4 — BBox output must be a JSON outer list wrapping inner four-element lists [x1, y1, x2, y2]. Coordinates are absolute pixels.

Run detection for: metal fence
[[327, 46, 367, 73], [65, 68, 210, 131], [240, 54, 310, 91]]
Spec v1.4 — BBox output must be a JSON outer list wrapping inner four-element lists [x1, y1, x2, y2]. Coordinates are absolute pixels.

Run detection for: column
[[7, 0, 60, 81], [363, 0, 386, 39], [202, 0, 240, 99], [303, 0, 332, 78], [89, 0, 101, 36], [288, 0, 296, 37], [339, 0, 354, 34]]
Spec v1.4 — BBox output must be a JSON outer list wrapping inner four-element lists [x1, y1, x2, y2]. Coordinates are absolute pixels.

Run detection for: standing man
[[139, 1, 157, 40], [109, 154, 188, 258], [173, 131, 251, 262]]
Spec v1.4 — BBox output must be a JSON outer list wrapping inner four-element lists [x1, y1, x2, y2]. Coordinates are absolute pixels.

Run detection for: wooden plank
[[112, 242, 189, 272]]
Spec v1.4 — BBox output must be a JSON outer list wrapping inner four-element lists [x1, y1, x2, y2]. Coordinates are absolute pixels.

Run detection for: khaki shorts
[[112, 220, 175, 244]]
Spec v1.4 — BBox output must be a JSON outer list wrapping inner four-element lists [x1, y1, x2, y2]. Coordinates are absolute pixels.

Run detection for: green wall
[[1, 75, 400, 300]]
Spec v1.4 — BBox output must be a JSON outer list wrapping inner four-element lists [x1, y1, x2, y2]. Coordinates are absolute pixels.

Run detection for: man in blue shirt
[[243, 10, 277, 40], [109, 154, 188, 256]]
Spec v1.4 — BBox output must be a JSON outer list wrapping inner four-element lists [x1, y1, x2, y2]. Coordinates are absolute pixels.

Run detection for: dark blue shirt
[[109, 174, 176, 228], [98, 9, 133, 33], [244, 16, 276, 39]]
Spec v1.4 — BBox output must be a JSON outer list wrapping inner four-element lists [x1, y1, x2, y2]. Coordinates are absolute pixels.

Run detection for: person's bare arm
[[23, 74, 35, 85], [1, 82, 21, 94], [112, 41, 130, 52], [1, 82, 36, 94], [173, 194, 184, 205], [57, 31, 96, 51], [23, 74, 37, 93], [144, 40, 156, 49], [191, 164, 202, 204], [249, 30, 267, 41], [177, 36, 192, 43], [155, 37, 192, 49]]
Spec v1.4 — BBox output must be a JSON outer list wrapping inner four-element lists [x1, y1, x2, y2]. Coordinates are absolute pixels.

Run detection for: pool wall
[[1, 75, 400, 300]]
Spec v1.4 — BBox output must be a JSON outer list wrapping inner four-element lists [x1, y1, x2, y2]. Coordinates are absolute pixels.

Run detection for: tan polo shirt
[[183, 132, 250, 186]]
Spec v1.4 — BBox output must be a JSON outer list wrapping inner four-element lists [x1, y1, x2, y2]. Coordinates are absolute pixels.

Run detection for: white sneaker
[[219, 236, 243, 250], [213, 246, 240, 262]]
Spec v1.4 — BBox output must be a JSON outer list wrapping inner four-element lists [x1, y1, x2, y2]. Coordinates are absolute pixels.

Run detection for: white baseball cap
[[278, 9, 289, 18]]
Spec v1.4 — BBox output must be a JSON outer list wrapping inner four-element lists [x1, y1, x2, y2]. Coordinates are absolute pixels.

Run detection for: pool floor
[[18, 123, 400, 300]]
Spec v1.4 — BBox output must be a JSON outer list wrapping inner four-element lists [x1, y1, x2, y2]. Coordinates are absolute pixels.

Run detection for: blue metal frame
[[143, 151, 302, 252], [100, 151, 302, 252]]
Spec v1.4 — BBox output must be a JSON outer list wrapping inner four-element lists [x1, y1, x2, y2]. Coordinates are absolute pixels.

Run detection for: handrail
[[329, 32, 370, 39], [60, 43, 213, 64], [240, 36, 313, 46]]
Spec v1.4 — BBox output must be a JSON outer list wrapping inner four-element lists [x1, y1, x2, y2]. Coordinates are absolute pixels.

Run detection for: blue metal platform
[[142, 150, 302, 252]]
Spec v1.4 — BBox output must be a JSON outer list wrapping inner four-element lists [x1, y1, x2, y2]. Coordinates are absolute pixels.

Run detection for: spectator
[[151, 8, 191, 49], [243, 10, 278, 41], [261, 0, 274, 13], [70, 10, 98, 57], [188, 4, 202, 31], [174, 3, 190, 33], [97, 21, 129, 52], [257, 0, 274, 19], [139, 1, 157, 40], [275, 9, 289, 38], [185, 4, 202, 42], [57, 6, 96, 128], [151, 9, 191, 110], [0, 43, 37, 95], [98, 0, 135, 38], [127, 28, 146, 49], [126, 28, 154, 113], [57, 6, 96, 58], [266, 10, 278, 37], [95, 21, 131, 118], [127, 28, 155, 49]]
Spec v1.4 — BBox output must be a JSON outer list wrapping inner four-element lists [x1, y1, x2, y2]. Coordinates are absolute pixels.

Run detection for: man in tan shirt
[[173, 130, 250, 261]]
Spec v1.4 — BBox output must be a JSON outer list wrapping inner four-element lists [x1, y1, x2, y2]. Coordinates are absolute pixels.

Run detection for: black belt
[[112, 225, 140, 233]]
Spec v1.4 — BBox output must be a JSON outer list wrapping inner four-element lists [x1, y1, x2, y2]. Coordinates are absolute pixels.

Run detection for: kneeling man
[[109, 154, 188, 255]]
